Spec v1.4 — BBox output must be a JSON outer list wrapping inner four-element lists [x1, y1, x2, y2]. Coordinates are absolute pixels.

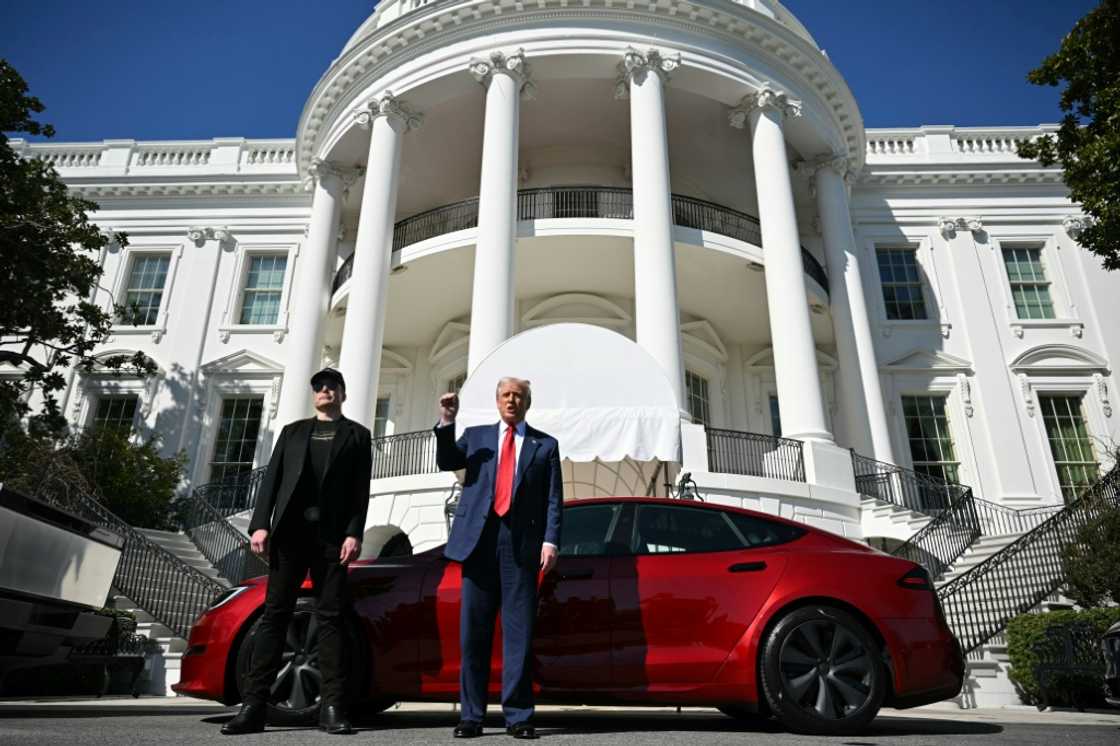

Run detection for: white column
[[730, 88, 832, 443], [618, 47, 685, 407], [813, 158, 895, 462], [276, 160, 348, 425], [338, 94, 421, 429], [466, 50, 532, 374]]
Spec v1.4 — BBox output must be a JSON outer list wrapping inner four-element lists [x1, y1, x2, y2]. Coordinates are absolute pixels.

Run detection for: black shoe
[[453, 720, 483, 738], [319, 704, 354, 735], [221, 703, 267, 735], [506, 722, 537, 739]]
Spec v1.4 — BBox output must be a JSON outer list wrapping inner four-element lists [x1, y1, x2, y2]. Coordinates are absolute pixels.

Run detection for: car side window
[[726, 512, 806, 548], [633, 504, 744, 555], [559, 504, 619, 557]]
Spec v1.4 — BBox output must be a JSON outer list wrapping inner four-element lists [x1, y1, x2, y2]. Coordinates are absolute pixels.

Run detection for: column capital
[[797, 153, 859, 195], [1062, 215, 1090, 240], [304, 158, 365, 193], [614, 47, 681, 99], [469, 49, 536, 98], [938, 216, 983, 239], [186, 226, 235, 249], [728, 85, 802, 128], [353, 92, 423, 132]]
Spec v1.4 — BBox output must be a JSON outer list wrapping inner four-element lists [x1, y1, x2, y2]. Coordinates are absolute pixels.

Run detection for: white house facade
[[8, 1, 1118, 621]]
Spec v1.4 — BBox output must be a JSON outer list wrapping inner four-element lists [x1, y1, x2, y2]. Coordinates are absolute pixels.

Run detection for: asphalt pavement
[[0, 701, 1118, 745]]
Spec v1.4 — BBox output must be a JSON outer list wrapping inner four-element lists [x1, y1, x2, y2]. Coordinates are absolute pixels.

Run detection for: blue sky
[[0, 0, 1099, 142]]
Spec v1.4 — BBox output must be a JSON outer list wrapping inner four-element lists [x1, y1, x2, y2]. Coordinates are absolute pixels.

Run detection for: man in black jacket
[[222, 367, 372, 736]]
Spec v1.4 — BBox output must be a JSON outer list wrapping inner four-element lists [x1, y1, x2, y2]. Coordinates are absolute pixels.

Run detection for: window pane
[[209, 396, 264, 482], [93, 395, 139, 436], [373, 397, 391, 439], [634, 504, 743, 554], [120, 254, 170, 325], [768, 395, 782, 438], [726, 512, 805, 548], [685, 370, 711, 426], [559, 504, 619, 557], [877, 249, 928, 320], [1039, 394, 1098, 502], [1002, 248, 1054, 320], [902, 394, 960, 509], [239, 255, 287, 325]]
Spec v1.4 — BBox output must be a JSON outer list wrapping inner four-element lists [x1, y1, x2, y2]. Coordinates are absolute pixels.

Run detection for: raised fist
[[438, 392, 459, 425]]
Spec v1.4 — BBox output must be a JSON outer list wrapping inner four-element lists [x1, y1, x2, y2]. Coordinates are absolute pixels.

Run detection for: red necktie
[[494, 425, 515, 517]]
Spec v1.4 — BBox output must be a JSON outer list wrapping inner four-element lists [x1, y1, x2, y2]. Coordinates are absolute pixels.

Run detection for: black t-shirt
[[292, 418, 340, 521]]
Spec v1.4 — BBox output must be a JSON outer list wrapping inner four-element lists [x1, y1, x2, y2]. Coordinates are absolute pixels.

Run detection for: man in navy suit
[[435, 377, 562, 740]]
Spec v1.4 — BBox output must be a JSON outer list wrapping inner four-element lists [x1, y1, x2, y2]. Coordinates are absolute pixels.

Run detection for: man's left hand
[[540, 544, 558, 574], [340, 537, 361, 565]]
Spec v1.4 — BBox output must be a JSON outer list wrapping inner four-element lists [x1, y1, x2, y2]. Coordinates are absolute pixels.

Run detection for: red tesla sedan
[[174, 497, 963, 735]]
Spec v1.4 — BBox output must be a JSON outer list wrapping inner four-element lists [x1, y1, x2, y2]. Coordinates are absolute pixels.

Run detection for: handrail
[[892, 489, 981, 579], [23, 457, 225, 640], [372, 430, 439, 480], [195, 466, 266, 518], [177, 490, 269, 584], [937, 467, 1120, 656], [705, 428, 806, 483], [852, 452, 970, 515], [332, 186, 829, 294], [969, 495, 1063, 536]]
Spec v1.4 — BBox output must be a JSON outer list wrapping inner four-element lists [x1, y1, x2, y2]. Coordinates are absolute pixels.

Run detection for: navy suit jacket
[[436, 421, 562, 565]]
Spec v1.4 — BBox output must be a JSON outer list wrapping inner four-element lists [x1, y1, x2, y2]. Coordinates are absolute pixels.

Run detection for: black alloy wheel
[[760, 605, 886, 735]]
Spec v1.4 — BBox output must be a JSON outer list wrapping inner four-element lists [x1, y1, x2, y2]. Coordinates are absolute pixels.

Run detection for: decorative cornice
[[353, 92, 423, 131], [937, 216, 984, 239], [69, 180, 305, 199], [859, 167, 1064, 188], [1062, 215, 1089, 241], [614, 47, 681, 99], [727, 85, 803, 128], [469, 49, 536, 98]]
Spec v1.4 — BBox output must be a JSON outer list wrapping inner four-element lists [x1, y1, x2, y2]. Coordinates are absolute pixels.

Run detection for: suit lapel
[[513, 426, 540, 497], [322, 417, 354, 482]]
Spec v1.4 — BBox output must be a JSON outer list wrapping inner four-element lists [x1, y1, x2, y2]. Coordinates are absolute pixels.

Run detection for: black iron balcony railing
[[332, 186, 829, 294], [706, 427, 806, 483], [195, 466, 266, 518], [372, 430, 439, 480]]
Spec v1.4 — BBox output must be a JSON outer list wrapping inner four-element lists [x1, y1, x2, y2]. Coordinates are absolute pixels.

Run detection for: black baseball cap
[[310, 367, 346, 390]]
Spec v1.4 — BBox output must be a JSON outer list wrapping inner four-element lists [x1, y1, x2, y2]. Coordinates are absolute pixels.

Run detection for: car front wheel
[[235, 596, 376, 726], [759, 605, 886, 735]]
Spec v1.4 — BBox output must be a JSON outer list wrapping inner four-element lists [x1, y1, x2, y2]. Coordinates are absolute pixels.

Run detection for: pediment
[[881, 349, 973, 372], [429, 320, 470, 365], [1010, 344, 1108, 374], [202, 349, 284, 375], [522, 293, 631, 329], [744, 347, 837, 370], [86, 348, 162, 376], [380, 348, 413, 374], [681, 320, 727, 362]]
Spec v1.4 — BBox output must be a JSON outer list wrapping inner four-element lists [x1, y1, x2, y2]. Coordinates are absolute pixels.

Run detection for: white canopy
[[455, 323, 681, 462]]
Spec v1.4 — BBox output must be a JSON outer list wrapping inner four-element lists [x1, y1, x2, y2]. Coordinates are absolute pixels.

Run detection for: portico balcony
[[330, 186, 829, 295]]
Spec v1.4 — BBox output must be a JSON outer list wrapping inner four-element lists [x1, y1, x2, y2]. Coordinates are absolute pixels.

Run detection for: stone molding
[[613, 47, 681, 99], [937, 216, 983, 239], [469, 49, 536, 98], [186, 226, 236, 248], [353, 92, 423, 131], [727, 85, 803, 129], [1062, 215, 1089, 241]]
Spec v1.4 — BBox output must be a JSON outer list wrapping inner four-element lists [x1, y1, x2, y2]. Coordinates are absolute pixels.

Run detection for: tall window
[[1039, 394, 1099, 502], [120, 254, 170, 325], [239, 255, 287, 325], [373, 397, 391, 439], [209, 397, 264, 482], [768, 395, 782, 438], [685, 370, 710, 426], [1002, 247, 1055, 319], [876, 248, 928, 320], [94, 395, 138, 436], [447, 373, 467, 394], [902, 395, 959, 485]]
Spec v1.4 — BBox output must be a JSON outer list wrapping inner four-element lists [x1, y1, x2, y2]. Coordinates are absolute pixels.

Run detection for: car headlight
[[207, 586, 249, 612]]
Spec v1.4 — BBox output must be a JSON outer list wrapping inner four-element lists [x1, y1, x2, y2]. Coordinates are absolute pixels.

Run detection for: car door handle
[[559, 569, 594, 580], [728, 561, 767, 573]]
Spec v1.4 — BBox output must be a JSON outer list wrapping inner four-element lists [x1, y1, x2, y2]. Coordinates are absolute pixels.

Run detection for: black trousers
[[244, 517, 351, 707]]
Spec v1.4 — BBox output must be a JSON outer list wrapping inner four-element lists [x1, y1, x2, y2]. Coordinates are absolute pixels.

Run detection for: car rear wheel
[[235, 596, 380, 726], [759, 605, 886, 735]]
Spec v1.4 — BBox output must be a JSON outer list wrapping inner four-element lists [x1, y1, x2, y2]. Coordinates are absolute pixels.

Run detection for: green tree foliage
[[1061, 503, 1120, 608], [1006, 607, 1120, 706], [0, 425, 186, 530], [0, 59, 154, 436], [1017, 0, 1120, 269]]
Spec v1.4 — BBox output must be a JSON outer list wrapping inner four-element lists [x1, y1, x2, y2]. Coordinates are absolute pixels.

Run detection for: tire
[[759, 605, 886, 735], [235, 596, 371, 726], [717, 704, 769, 722]]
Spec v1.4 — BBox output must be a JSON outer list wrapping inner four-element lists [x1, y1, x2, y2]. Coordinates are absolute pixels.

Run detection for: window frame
[[207, 395, 267, 484], [899, 393, 961, 486], [237, 253, 289, 326], [557, 503, 623, 558], [1020, 375, 1110, 503], [991, 236, 1082, 339], [1036, 392, 1100, 502], [217, 244, 296, 343], [875, 246, 930, 322], [92, 394, 140, 436], [628, 503, 748, 557], [684, 369, 712, 427], [108, 244, 183, 343]]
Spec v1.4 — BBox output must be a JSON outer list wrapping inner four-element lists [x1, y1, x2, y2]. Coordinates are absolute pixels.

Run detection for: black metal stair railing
[[852, 453, 970, 515], [968, 495, 1064, 536], [891, 490, 982, 579], [332, 186, 830, 294], [177, 489, 269, 585], [372, 430, 440, 480], [706, 428, 806, 483], [25, 457, 225, 640], [937, 466, 1120, 656], [195, 466, 266, 518]]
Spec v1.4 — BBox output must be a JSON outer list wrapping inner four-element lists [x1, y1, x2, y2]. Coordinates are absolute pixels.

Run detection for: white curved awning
[[455, 323, 681, 463]]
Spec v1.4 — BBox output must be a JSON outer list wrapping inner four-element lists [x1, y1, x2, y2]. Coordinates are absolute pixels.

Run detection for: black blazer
[[248, 416, 373, 545]]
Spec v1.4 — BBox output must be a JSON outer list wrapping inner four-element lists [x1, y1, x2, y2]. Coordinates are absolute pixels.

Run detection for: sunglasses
[[312, 381, 342, 392]]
